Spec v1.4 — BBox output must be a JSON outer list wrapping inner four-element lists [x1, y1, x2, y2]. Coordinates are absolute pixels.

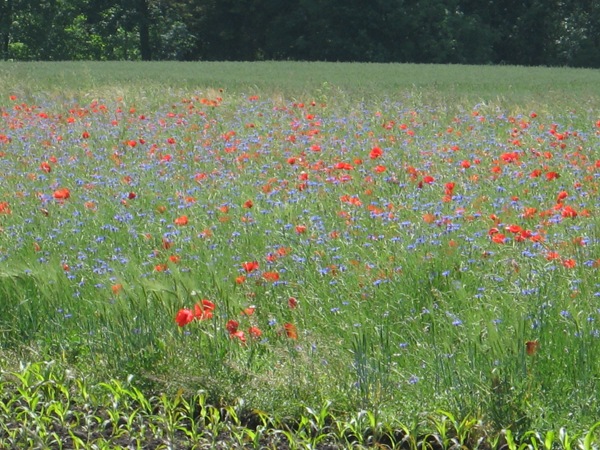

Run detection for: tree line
[[1, 0, 599, 67]]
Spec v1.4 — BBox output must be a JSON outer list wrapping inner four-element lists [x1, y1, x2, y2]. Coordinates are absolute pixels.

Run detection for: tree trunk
[[138, 0, 151, 60], [0, 0, 12, 60]]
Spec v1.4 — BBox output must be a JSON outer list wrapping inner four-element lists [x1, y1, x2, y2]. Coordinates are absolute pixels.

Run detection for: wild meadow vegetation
[[1, 62, 600, 448]]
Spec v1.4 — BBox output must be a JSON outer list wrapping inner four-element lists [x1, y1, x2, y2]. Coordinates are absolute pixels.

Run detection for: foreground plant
[[2, 361, 600, 449]]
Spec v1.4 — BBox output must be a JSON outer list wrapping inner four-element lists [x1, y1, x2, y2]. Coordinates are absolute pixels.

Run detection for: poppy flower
[[556, 191, 568, 203], [111, 284, 123, 295], [40, 162, 51, 173], [525, 340, 540, 356], [248, 326, 262, 339], [175, 308, 194, 327], [230, 330, 246, 343], [226, 320, 239, 334], [369, 147, 383, 159], [506, 224, 523, 234], [194, 299, 215, 320], [491, 233, 507, 244], [284, 323, 298, 339], [174, 215, 188, 226], [334, 162, 353, 170], [242, 261, 259, 273], [263, 271, 280, 282], [561, 206, 577, 218], [243, 200, 253, 208], [529, 169, 542, 178], [53, 188, 70, 200], [0, 202, 11, 214], [241, 306, 255, 316], [288, 297, 298, 309]]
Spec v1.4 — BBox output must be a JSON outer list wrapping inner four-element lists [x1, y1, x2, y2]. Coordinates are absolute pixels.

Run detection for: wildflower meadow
[[1, 62, 600, 448]]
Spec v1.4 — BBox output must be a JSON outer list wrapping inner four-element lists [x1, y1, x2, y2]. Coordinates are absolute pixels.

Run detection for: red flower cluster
[[175, 299, 215, 327]]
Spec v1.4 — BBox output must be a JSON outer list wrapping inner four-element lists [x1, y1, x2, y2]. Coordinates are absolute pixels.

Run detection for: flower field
[[1, 62, 600, 448]]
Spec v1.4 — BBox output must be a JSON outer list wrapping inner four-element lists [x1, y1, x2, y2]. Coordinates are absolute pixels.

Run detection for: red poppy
[[241, 306, 255, 316], [284, 323, 298, 339], [561, 206, 577, 218], [263, 271, 280, 282], [174, 215, 188, 226], [242, 261, 259, 273], [288, 297, 298, 309], [226, 320, 239, 334], [525, 340, 540, 356], [369, 147, 383, 159], [53, 188, 70, 200], [295, 225, 307, 234], [248, 326, 262, 339], [529, 169, 542, 178], [0, 202, 11, 214], [506, 224, 523, 234], [334, 162, 354, 170], [175, 308, 194, 327], [545, 171, 560, 180], [491, 233, 507, 244], [243, 200, 253, 208], [111, 284, 123, 295], [40, 162, 51, 173], [194, 300, 215, 320], [556, 191, 568, 203], [230, 330, 246, 343]]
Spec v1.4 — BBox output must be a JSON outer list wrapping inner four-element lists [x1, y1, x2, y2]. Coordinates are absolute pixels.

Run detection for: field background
[[4, 61, 600, 103], [2, 62, 600, 448]]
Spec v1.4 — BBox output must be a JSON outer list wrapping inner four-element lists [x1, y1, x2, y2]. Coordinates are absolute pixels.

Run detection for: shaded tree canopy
[[1, 0, 599, 67]]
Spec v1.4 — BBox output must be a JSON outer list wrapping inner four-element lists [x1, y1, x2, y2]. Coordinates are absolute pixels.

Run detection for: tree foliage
[[1, 0, 599, 67]]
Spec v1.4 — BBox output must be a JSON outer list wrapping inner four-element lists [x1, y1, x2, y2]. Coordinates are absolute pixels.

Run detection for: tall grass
[[1, 62, 600, 441]]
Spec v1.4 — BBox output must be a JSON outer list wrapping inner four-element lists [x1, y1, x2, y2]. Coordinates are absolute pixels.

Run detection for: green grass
[[1, 61, 600, 448], [3, 61, 600, 104]]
